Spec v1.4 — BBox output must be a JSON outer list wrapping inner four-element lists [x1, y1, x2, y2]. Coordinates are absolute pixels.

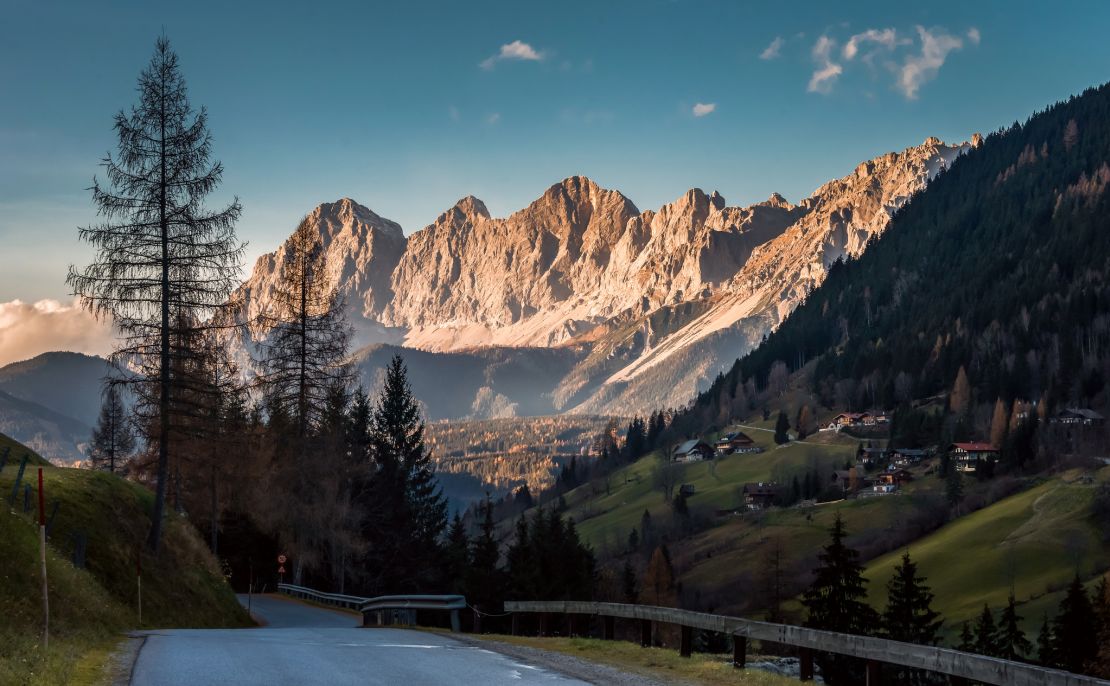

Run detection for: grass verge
[[464, 634, 796, 685]]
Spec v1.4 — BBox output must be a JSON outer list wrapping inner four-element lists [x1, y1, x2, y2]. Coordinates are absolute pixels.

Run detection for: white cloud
[[807, 35, 843, 94], [897, 26, 968, 99], [480, 40, 544, 70], [0, 299, 115, 367], [760, 36, 784, 60], [485, 112, 501, 125], [967, 27, 981, 45], [843, 28, 899, 60], [692, 102, 716, 117]]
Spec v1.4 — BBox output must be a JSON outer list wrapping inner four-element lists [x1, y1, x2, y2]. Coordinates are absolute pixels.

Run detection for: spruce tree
[[69, 37, 243, 551], [996, 592, 1033, 661], [467, 497, 501, 611], [803, 514, 879, 635], [973, 603, 999, 657], [1051, 575, 1099, 673], [803, 514, 878, 684], [957, 621, 975, 652], [773, 410, 791, 444], [1036, 615, 1054, 667], [442, 513, 469, 595], [622, 558, 639, 603], [89, 384, 135, 474], [881, 551, 943, 644], [366, 355, 448, 593]]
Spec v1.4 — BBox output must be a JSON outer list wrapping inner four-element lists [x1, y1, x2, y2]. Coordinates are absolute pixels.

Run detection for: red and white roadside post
[[137, 548, 143, 626], [38, 468, 49, 650]]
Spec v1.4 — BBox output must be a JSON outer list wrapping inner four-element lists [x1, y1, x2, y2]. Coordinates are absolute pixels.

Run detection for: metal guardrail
[[505, 600, 1109, 686], [277, 583, 369, 611], [277, 584, 466, 632]]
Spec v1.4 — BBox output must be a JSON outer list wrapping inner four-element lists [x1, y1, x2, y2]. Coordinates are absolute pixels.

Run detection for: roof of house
[[674, 439, 709, 454], [950, 442, 999, 452], [893, 448, 928, 456], [1059, 408, 1105, 420]]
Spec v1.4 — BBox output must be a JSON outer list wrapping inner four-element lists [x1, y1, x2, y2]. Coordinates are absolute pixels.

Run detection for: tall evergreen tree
[[973, 603, 999, 657], [621, 558, 639, 603], [68, 37, 244, 551], [773, 410, 791, 444], [996, 592, 1033, 661], [803, 514, 878, 684], [803, 514, 879, 634], [89, 384, 135, 474], [1051, 575, 1099, 673], [1036, 615, 1054, 667], [365, 355, 448, 594], [957, 621, 975, 652], [467, 495, 501, 611], [881, 551, 943, 644], [442, 513, 469, 596]]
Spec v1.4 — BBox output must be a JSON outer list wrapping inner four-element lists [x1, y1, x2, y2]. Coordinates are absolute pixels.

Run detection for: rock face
[[232, 136, 978, 416]]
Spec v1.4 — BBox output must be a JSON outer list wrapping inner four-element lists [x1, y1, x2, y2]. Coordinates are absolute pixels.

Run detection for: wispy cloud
[[760, 36, 784, 60], [485, 112, 501, 125], [807, 36, 842, 94], [897, 26, 971, 99], [843, 27, 900, 60], [448, 105, 460, 122], [692, 102, 716, 117], [480, 40, 544, 70], [800, 25, 978, 99], [0, 299, 115, 367]]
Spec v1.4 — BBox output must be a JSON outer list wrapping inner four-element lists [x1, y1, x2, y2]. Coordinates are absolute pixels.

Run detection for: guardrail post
[[510, 613, 519, 636], [799, 648, 814, 681], [450, 609, 460, 633], [640, 619, 652, 647], [602, 615, 615, 640], [539, 612, 549, 637], [679, 625, 692, 657], [865, 659, 881, 685], [733, 636, 746, 668]]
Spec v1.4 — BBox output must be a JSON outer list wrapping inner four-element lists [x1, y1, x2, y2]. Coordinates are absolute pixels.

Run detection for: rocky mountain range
[[227, 135, 977, 419]]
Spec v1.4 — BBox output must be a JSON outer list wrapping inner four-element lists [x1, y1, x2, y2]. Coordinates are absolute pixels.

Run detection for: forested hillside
[[678, 82, 1110, 444]]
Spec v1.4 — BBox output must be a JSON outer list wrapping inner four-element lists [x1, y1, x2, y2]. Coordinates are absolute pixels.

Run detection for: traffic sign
[[278, 566, 286, 574], [277, 554, 287, 564]]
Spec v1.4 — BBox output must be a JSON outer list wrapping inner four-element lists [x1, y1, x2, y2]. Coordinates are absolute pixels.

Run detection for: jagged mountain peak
[[442, 195, 491, 222], [304, 197, 405, 241]]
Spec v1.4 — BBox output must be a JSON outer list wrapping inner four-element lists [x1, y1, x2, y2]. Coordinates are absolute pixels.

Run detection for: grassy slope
[[566, 417, 860, 551], [862, 467, 1110, 638], [0, 433, 250, 685], [1, 432, 50, 467], [552, 400, 1110, 640]]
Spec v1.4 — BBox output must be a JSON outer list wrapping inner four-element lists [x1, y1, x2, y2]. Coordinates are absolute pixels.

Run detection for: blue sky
[[2, 0, 1109, 304]]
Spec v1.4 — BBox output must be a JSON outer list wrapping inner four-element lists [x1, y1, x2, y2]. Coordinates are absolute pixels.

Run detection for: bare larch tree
[[255, 216, 352, 582], [68, 36, 243, 552]]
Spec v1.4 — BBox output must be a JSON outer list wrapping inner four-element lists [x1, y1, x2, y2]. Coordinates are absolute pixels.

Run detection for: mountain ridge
[[228, 135, 977, 417]]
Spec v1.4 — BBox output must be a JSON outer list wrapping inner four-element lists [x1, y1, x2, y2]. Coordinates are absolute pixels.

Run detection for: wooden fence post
[[733, 636, 747, 668], [640, 619, 652, 647], [866, 659, 882, 685], [679, 626, 692, 657], [602, 615, 615, 640], [799, 648, 814, 681]]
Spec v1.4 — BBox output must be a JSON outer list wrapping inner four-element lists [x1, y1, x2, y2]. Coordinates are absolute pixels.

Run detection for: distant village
[[667, 406, 1105, 513]]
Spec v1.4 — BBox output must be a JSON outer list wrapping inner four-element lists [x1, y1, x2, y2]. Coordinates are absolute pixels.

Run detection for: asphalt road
[[130, 594, 588, 685]]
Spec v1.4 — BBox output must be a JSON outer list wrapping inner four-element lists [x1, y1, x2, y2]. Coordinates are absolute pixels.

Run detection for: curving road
[[130, 594, 587, 685]]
